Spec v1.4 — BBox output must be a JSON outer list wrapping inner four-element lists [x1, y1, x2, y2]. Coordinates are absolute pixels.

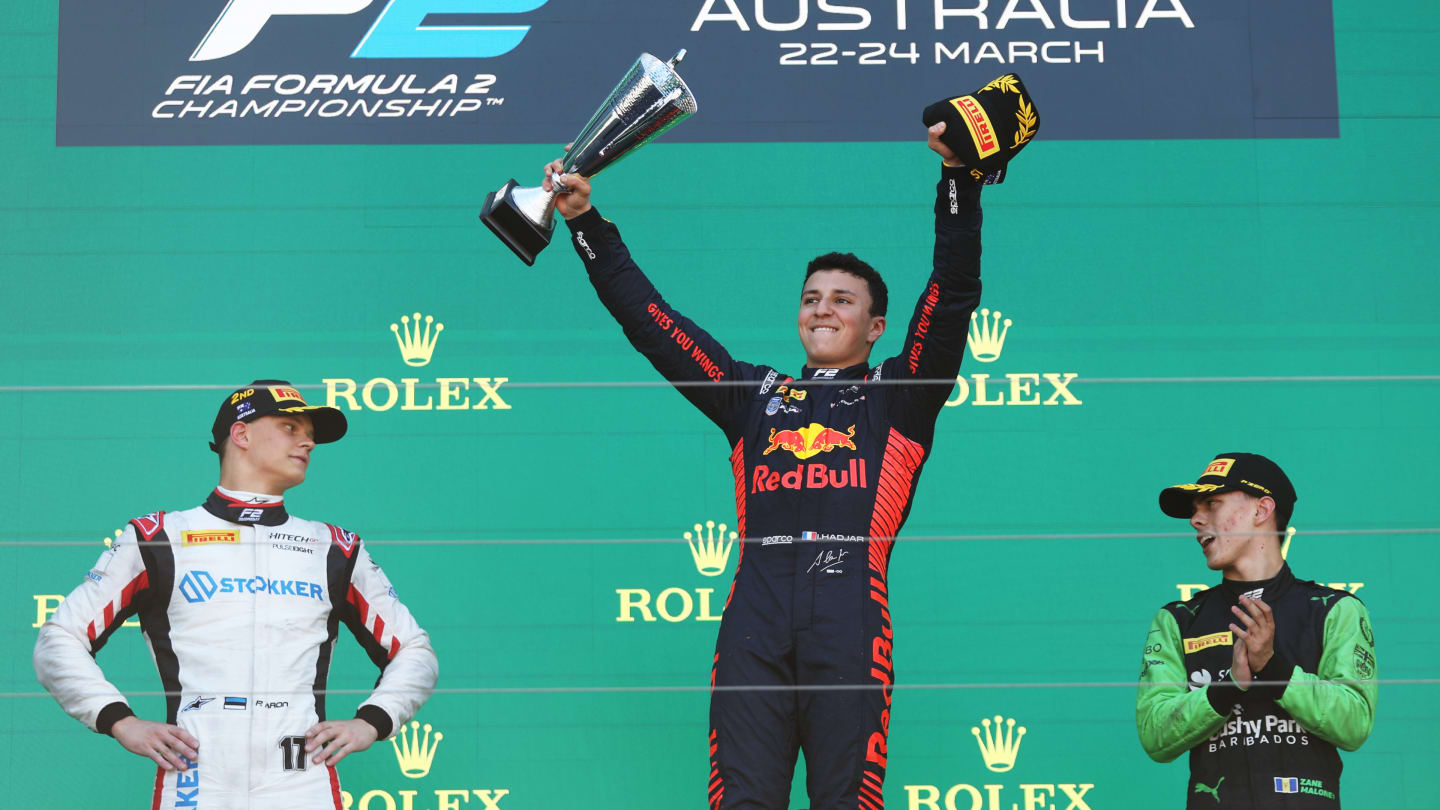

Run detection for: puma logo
[[1193, 776, 1224, 802]]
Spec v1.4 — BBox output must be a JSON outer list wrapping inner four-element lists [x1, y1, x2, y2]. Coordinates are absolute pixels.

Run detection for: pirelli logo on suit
[[1184, 632, 1233, 654], [182, 530, 239, 546]]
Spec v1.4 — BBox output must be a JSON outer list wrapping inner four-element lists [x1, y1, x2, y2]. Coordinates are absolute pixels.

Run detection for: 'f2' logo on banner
[[191, 0, 549, 62]]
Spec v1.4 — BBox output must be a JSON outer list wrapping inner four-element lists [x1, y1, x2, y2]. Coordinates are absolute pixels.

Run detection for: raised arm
[[550, 162, 767, 430], [888, 124, 985, 417]]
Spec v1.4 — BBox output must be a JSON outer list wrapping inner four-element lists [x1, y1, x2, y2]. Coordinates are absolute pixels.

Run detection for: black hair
[[804, 252, 888, 317], [1274, 500, 1293, 533], [1239, 491, 1292, 533]]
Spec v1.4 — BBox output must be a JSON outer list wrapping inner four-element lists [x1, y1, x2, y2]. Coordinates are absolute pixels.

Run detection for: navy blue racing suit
[[565, 165, 984, 810]]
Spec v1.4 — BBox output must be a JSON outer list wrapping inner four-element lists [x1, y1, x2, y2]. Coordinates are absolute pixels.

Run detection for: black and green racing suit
[[1136, 564, 1377, 808]]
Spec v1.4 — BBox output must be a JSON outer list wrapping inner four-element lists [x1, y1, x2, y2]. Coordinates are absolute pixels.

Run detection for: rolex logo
[[391, 313, 445, 367], [972, 715, 1026, 773], [391, 720, 443, 779], [947, 306, 1081, 408], [325, 312, 509, 412], [967, 308, 1012, 363], [686, 520, 736, 577]]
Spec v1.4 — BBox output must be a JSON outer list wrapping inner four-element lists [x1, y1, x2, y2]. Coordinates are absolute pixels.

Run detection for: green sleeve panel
[[1136, 608, 1226, 762], [1277, 596, 1378, 752]]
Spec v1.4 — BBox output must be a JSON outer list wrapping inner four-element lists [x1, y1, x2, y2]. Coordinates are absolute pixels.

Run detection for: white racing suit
[[34, 487, 439, 809]]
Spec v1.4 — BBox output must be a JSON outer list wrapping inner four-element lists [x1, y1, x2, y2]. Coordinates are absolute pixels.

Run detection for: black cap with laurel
[[922, 74, 1040, 183], [1158, 453, 1298, 520], [209, 380, 348, 453]]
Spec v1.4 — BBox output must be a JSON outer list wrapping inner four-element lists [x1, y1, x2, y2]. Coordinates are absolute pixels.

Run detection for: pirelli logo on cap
[[1184, 631, 1233, 654], [183, 530, 240, 546], [1203, 458, 1235, 478], [269, 386, 306, 404], [950, 95, 1000, 158]]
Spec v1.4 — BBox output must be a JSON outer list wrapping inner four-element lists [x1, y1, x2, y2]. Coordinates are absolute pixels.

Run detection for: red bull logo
[[752, 459, 868, 494], [762, 423, 857, 460]]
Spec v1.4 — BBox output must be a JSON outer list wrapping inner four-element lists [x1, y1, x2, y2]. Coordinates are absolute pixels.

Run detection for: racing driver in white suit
[[34, 380, 439, 809]]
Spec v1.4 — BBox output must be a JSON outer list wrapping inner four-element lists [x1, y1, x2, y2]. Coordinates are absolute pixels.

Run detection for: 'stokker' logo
[[616, 518, 734, 623], [947, 307, 1080, 408], [179, 571, 219, 603], [324, 311, 510, 412], [192, 0, 551, 62]]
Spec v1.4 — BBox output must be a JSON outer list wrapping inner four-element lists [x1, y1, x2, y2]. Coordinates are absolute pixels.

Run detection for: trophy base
[[480, 179, 556, 267]]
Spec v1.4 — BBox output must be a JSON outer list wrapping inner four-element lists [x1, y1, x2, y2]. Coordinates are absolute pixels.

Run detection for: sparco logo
[[574, 232, 596, 260]]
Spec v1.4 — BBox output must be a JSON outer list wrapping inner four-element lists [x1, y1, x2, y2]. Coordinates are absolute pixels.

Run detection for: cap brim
[[1158, 483, 1240, 518], [280, 405, 348, 444]]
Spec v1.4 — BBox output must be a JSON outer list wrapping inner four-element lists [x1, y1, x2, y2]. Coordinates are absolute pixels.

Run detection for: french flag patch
[[801, 531, 818, 542], [1274, 777, 1299, 793], [224, 697, 247, 710]]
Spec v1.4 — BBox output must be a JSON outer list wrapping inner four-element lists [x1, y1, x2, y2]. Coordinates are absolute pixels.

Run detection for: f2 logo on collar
[[814, 368, 839, 378], [238, 508, 265, 523]]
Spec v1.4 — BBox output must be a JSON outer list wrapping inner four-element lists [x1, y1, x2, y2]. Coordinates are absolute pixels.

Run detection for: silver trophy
[[480, 50, 698, 266]]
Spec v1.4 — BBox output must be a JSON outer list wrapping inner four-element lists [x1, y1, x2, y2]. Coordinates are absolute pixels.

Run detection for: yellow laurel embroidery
[[1013, 98, 1037, 148], [982, 74, 1020, 94], [970, 169, 984, 182]]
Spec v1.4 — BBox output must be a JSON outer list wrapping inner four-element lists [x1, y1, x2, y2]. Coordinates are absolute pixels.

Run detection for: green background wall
[[3, 1, 1437, 807]]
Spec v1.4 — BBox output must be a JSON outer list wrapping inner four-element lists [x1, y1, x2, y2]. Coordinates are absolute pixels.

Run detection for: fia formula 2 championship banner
[[57, 0, 1337, 146]]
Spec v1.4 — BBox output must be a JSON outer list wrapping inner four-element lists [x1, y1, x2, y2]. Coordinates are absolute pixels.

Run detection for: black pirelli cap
[[1159, 452, 1298, 519], [923, 73, 1040, 183], [209, 380, 347, 452]]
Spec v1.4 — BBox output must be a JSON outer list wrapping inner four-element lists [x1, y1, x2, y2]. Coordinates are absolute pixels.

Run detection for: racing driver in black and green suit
[[1136, 452, 1377, 808]]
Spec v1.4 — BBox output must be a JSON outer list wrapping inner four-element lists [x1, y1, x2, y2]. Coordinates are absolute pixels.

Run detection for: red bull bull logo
[[762, 423, 857, 460]]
